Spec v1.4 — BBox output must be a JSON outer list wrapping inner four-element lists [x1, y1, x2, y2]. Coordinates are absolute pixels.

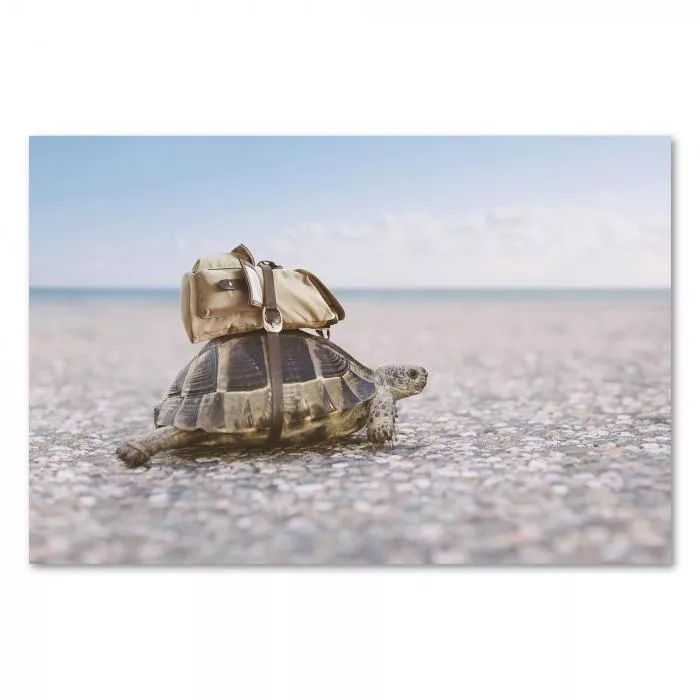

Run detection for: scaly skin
[[116, 427, 207, 467], [366, 385, 397, 445]]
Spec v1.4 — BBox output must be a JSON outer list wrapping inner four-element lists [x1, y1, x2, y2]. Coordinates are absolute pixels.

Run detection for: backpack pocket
[[194, 267, 250, 318]]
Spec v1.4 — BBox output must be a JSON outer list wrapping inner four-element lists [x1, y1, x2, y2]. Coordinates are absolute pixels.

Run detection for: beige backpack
[[181, 244, 345, 344]]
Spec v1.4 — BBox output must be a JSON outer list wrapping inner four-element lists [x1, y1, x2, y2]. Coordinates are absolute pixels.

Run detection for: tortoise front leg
[[366, 386, 397, 445], [116, 426, 206, 467]]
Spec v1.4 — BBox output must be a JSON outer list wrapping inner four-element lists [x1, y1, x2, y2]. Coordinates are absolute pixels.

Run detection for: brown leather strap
[[261, 263, 283, 444]]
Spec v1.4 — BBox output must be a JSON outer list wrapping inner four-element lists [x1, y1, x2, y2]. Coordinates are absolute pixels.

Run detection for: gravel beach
[[29, 296, 672, 565]]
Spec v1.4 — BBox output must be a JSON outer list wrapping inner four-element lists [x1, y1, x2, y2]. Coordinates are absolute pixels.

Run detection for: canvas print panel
[[28, 136, 671, 565]]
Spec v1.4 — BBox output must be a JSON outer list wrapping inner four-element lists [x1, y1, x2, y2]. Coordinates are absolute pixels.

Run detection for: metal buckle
[[263, 306, 283, 333]]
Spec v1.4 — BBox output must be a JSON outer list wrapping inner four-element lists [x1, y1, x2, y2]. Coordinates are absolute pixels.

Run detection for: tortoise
[[116, 329, 428, 467]]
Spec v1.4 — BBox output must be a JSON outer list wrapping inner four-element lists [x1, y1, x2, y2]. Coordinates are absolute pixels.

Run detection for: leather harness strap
[[260, 263, 283, 445]]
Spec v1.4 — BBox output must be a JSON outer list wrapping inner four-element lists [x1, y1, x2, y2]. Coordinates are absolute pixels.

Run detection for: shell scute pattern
[[223, 335, 268, 391], [182, 348, 218, 396], [199, 391, 227, 431], [280, 334, 318, 384], [154, 330, 377, 436], [308, 341, 349, 378]]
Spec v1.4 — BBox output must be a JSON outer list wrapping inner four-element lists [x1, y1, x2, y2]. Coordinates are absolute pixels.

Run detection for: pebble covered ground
[[29, 298, 671, 565]]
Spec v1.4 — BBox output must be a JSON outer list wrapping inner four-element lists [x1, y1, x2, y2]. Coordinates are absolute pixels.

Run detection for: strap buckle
[[260, 261, 283, 333], [263, 307, 283, 333]]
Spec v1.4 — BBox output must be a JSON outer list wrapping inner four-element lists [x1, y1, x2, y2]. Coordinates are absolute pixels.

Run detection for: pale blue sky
[[29, 136, 671, 288]]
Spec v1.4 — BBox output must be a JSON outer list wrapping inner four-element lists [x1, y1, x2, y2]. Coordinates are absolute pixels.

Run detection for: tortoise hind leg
[[116, 426, 206, 467], [366, 386, 397, 445]]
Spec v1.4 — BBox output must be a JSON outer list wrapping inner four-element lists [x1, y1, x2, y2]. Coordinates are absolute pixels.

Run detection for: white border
[[5, 3, 698, 700]]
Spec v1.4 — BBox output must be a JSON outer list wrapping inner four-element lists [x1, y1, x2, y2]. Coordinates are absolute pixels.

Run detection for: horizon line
[[29, 285, 672, 293]]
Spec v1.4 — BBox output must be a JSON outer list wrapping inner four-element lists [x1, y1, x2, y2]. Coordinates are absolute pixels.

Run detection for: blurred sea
[[29, 287, 671, 307]]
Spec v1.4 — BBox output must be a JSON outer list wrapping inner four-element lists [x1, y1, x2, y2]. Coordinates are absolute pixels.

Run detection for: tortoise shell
[[153, 330, 377, 438]]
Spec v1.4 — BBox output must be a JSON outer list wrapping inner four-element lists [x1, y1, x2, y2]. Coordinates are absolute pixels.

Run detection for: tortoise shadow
[[147, 432, 402, 469]]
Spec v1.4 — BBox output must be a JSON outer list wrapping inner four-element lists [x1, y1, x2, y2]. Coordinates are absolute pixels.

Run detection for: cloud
[[30, 205, 670, 288], [270, 205, 671, 288]]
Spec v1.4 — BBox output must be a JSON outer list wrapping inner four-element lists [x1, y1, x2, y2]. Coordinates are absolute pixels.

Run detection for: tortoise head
[[375, 365, 428, 400]]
